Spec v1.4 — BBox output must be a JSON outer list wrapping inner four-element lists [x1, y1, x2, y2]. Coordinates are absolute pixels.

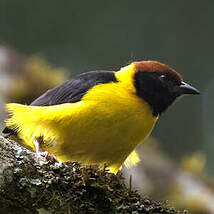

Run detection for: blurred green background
[[0, 0, 213, 213]]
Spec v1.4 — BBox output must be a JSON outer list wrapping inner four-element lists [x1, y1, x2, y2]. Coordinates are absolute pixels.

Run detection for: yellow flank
[[124, 150, 140, 169], [5, 63, 158, 174]]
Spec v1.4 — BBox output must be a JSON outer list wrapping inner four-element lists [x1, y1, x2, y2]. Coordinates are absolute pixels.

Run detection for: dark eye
[[159, 74, 180, 85], [160, 74, 165, 78], [159, 74, 166, 80]]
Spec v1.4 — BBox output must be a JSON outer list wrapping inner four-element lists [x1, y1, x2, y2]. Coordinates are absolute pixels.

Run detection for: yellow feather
[[5, 63, 158, 174], [124, 150, 140, 169]]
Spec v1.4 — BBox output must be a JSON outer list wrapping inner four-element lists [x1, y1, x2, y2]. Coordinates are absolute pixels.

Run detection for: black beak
[[174, 81, 200, 96], [174, 82, 200, 96]]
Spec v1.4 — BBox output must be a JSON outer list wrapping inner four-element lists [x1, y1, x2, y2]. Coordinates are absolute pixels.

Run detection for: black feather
[[2, 127, 17, 136], [31, 70, 117, 106], [3, 70, 118, 136], [134, 71, 178, 116]]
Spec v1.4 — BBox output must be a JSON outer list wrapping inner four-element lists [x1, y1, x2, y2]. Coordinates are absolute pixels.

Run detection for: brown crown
[[134, 61, 183, 84]]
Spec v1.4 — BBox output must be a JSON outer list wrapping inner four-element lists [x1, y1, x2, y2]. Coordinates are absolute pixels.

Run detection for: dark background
[[0, 0, 213, 172]]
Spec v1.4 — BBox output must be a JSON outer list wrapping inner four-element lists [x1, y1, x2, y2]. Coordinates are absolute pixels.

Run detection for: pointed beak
[[177, 81, 200, 95]]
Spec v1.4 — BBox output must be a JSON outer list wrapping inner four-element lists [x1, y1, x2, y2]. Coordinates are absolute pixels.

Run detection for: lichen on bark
[[0, 136, 185, 214]]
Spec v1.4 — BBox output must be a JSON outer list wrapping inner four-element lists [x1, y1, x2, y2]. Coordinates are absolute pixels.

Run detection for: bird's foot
[[36, 151, 57, 163], [33, 137, 57, 163]]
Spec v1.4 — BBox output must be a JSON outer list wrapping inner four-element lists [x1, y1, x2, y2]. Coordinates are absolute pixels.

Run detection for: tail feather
[[2, 127, 18, 137]]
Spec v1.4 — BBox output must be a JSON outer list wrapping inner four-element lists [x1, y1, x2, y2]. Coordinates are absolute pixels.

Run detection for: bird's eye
[[160, 74, 166, 79], [159, 74, 180, 85]]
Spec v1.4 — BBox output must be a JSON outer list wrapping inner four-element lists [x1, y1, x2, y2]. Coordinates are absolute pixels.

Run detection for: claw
[[45, 153, 57, 162], [33, 137, 57, 163]]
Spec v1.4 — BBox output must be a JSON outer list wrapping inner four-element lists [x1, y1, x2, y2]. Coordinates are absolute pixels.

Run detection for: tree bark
[[0, 136, 183, 214]]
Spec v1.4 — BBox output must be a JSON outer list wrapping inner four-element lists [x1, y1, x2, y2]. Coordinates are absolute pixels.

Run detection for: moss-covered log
[[0, 136, 185, 214]]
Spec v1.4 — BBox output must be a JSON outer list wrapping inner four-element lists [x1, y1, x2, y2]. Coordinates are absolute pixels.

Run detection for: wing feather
[[3, 70, 117, 135], [30, 70, 117, 106]]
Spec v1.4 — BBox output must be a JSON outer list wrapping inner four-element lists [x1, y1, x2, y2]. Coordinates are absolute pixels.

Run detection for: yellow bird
[[3, 61, 200, 174]]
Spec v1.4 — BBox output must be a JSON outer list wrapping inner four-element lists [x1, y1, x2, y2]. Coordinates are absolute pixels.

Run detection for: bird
[[3, 60, 200, 174]]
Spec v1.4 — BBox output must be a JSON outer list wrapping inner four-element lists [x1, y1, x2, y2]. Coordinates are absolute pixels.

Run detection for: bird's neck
[[115, 63, 136, 93]]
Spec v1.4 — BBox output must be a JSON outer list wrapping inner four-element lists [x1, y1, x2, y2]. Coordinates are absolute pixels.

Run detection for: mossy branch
[[0, 136, 185, 214]]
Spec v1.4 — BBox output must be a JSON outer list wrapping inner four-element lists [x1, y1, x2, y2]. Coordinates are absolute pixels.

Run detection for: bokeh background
[[0, 0, 213, 213]]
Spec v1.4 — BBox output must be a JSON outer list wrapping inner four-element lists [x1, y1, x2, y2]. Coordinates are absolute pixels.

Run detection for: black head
[[133, 61, 200, 116]]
